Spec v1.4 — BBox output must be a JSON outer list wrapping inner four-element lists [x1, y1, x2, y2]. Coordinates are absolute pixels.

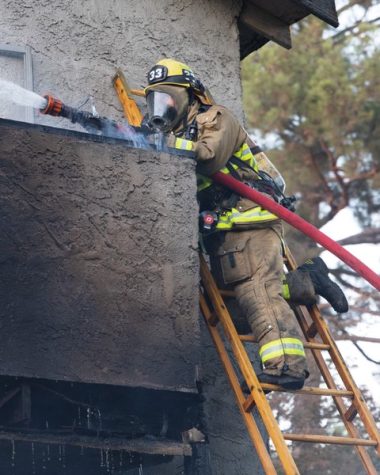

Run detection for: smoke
[[99, 120, 150, 149], [0, 78, 47, 109]]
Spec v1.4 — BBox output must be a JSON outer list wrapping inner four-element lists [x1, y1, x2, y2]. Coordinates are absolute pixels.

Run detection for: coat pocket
[[217, 234, 252, 285]]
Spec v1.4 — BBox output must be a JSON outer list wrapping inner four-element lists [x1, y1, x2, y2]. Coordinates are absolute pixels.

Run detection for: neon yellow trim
[[284, 348, 306, 357], [281, 337, 304, 346], [215, 206, 278, 230], [283, 282, 290, 300], [196, 142, 259, 194], [197, 175, 213, 192], [259, 339, 282, 355], [175, 137, 193, 151], [281, 338, 305, 357], [259, 338, 305, 363], [259, 340, 284, 363], [261, 349, 284, 363]]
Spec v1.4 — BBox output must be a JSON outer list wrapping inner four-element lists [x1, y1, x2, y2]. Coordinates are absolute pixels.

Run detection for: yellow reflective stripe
[[282, 338, 305, 357], [219, 167, 230, 175], [259, 338, 305, 363], [237, 143, 259, 172], [216, 206, 278, 230], [197, 174, 213, 192], [175, 137, 193, 151], [197, 143, 259, 193], [241, 147, 251, 157], [282, 275, 290, 300], [259, 340, 284, 363], [259, 339, 281, 355], [283, 282, 290, 300]]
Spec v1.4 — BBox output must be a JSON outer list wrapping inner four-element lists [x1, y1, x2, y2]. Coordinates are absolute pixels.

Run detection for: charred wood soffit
[[239, 0, 339, 59], [0, 376, 198, 455]]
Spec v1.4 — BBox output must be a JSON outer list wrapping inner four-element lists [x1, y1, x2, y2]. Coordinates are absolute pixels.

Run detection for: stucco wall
[[0, 0, 244, 124], [0, 1, 267, 474], [0, 120, 200, 391]]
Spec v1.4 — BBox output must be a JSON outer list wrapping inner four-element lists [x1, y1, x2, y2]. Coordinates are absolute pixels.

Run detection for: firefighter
[[144, 59, 348, 389]]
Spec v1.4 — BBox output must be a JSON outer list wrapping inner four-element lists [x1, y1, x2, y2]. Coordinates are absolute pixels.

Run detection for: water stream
[[0, 79, 47, 109]]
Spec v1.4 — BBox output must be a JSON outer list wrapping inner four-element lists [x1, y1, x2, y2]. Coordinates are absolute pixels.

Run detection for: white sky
[[320, 209, 380, 408]]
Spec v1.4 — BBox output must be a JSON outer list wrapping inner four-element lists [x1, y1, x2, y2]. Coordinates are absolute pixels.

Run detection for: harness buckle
[[199, 211, 219, 231]]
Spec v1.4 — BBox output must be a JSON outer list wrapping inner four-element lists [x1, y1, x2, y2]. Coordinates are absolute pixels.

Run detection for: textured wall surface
[[0, 0, 244, 123], [0, 120, 200, 392], [0, 1, 267, 473]]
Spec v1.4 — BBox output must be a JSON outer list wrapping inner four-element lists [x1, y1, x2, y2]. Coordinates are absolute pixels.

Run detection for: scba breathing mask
[[146, 86, 189, 132]]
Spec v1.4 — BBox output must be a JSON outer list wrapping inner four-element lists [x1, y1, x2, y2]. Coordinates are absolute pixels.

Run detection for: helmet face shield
[[146, 86, 189, 132], [146, 91, 176, 132]]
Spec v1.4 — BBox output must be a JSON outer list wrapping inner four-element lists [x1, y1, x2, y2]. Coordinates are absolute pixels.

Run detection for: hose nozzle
[[40, 94, 63, 116], [38, 93, 137, 139]]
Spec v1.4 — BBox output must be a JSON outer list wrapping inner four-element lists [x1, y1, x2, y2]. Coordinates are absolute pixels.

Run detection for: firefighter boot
[[298, 257, 349, 313], [241, 372, 305, 393], [257, 372, 305, 390]]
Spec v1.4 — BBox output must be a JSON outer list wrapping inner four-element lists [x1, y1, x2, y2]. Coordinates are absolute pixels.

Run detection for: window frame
[[0, 44, 34, 123]]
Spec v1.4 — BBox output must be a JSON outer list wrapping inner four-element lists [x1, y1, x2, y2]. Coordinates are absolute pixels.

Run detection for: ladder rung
[[261, 384, 353, 397], [283, 433, 378, 447], [243, 384, 353, 412], [345, 403, 359, 422], [303, 342, 330, 351], [201, 252, 380, 475], [238, 335, 330, 351]]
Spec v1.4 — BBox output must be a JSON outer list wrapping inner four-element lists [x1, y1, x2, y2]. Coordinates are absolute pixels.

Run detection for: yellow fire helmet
[[144, 59, 213, 105]]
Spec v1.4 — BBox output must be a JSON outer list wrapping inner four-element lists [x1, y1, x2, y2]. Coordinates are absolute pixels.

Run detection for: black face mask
[[146, 87, 189, 132], [146, 91, 177, 132]]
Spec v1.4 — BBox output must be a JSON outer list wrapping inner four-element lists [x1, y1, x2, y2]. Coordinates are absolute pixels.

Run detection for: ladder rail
[[112, 72, 380, 472], [200, 292, 277, 475], [309, 305, 380, 450], [290, 302, 379, 474], [284, 251, 380, 473], [201, 250, 380, 475], [200, 255, 300, 475], [285, 250, 380, 443]]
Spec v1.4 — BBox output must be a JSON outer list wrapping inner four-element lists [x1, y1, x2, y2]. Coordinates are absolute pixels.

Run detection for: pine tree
[[242, 1, 380, 471]]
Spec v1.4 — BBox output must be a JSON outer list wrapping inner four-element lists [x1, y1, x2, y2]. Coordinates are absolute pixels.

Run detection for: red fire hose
[[212, 172, 380, 292]]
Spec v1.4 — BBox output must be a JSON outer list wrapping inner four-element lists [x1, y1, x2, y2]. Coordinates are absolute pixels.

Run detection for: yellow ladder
[[111, 71, 380, 473], [199, 250, 380, 475]]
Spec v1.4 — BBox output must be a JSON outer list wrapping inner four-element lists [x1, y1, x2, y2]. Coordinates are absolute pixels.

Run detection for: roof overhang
[[239, 0, 339, 59]]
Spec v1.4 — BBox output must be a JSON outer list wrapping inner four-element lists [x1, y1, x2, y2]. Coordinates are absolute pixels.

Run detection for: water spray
[[0, 79, 47, 110], [0, 79, 148, 147]]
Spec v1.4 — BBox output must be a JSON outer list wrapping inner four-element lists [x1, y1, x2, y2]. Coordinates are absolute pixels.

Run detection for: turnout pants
[[208, 222, 308, 379]]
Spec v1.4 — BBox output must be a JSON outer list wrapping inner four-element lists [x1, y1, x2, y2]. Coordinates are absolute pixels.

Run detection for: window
[[0, 45, 33, 123]]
